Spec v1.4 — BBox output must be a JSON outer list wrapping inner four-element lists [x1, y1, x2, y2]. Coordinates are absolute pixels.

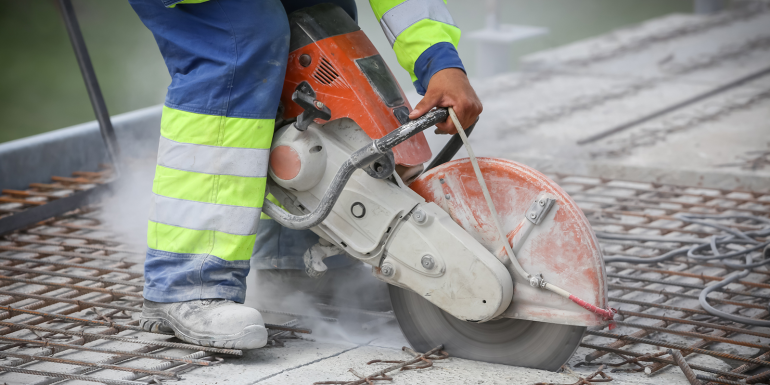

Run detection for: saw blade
[[389, 285, 585, 370]]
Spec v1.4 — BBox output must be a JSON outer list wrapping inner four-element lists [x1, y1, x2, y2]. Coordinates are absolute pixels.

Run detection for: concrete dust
[[245, 263, 404, 347], [96, 156, 156, 247], [91, 134, 401, 347]]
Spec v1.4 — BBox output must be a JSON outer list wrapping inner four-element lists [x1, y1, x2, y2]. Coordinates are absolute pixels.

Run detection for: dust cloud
[[246, 264, 405, 347], [95, 143, 404, 347], [96, 157, 156, 248]]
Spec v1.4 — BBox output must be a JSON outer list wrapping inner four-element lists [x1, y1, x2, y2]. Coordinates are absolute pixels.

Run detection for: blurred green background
[[0, 0, 697, 144]]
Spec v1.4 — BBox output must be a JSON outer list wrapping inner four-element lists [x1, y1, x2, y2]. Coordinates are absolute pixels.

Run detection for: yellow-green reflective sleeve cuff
[[392, 19, 461, 82], [369, 0, 448, 20]]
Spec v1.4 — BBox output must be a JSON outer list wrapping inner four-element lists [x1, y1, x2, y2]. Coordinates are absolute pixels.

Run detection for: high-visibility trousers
[[130, 0, 356, 303]]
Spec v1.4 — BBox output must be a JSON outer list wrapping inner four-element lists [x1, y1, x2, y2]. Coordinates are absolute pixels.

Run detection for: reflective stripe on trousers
[[130, 0, 290, 303]]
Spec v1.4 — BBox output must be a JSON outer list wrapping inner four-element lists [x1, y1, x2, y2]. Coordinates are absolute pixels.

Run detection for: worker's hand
[[408, 68, 482, 135]]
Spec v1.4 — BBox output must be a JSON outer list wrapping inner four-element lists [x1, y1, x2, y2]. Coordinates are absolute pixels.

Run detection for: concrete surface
[[415, 5, 770, 193], [170, 337, 696, 385]]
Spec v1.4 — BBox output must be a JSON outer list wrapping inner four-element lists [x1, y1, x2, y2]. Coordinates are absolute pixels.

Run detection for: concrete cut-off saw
[[264, 4, 614, 370]]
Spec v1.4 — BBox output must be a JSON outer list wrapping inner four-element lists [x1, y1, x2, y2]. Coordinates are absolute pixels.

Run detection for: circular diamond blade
[[389, 284, 585, 370]]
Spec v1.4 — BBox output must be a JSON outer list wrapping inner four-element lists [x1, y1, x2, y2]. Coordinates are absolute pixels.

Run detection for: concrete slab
[[178, 341, 359, 385], [409, 5, 770, 194], [606, 96, 770, 170], [172, 340, 699, 385]]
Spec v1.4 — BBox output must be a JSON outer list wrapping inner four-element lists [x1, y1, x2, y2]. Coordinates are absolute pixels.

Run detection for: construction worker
[[129, 0, 482, 349]]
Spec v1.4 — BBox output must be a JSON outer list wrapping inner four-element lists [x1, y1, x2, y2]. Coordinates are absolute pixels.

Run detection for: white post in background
[[694, 0, 725, 14], [467, 0, 548, 78]]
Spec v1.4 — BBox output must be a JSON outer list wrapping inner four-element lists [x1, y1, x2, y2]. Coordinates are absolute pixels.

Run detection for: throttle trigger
[[292, 81, 332, 131]]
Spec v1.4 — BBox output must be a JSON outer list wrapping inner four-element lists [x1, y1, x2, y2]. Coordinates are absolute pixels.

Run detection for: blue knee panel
[[129, 0, 290, 119]]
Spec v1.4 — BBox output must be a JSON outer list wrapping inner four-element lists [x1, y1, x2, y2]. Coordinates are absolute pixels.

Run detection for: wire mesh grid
[[1, 171, 769, 384], [550, 173, 770, 384], [0, 170, 251, 385]]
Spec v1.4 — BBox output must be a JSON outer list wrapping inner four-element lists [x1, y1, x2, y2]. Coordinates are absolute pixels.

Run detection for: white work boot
[[140, 299, 268, 349]]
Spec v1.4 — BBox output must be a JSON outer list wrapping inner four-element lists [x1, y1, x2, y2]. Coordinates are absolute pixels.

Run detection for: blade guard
[[410, 158, 609, 327]]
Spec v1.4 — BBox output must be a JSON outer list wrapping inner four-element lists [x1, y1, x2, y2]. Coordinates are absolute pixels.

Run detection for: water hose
[[600, 212, 770, 325]]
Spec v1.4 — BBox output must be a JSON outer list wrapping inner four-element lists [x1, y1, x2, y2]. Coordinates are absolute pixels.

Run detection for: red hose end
[[569, 294, 616, 322]]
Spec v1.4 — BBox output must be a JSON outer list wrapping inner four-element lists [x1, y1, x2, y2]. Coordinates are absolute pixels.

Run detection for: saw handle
[[263, 108, 449, 230]]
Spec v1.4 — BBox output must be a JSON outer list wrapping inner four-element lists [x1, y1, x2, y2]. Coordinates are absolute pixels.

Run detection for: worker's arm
[[369, 0, 482, 134]]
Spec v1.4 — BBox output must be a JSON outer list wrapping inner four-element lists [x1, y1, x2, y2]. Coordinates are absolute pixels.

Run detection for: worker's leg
[[129, 0, 290, 349], [249, 0, 391, 313], [252, 0, 359, 274]]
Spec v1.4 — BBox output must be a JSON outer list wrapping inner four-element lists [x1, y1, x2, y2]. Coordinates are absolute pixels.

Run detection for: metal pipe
[[616, 309, 770, 339], [264, 108, 448, 230], [712, 349, 770, 385], [583, 207, 737, 229], [7, 237, 143, 254], [591, 219, 716, 237], [120, 351, 208, 381], [25, 230, 133, 246], [580, 343, 748, 379], [33, 340, 197, 385], [745, 367, 770, 384], [0, 275, 142, 298], [669, 349, 703, 385], [586, 330, 770, 367], [0, 290, 139, 313], [0, 305, 145, 331], [0, 264, 143, 288], [0, 251, 140, 276], [0, 365, 144, 385], [0, 244, 143, 264], [611, 264, 770, 290], [0, 321, 242, 355], [0, 335, 212, 366], [584, 320, 667, 362], [608, 273, 770, 300], [571, 191, 769, 216], [609, 297, 709, 314], [57, 0, 121, 173], [0, 351, 179, 378], [609, 284, 767, 310], [551, 173, 766, 206], [615, 322, 770, 350]]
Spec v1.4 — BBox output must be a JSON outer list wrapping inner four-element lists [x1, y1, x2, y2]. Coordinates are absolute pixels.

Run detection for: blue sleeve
[[412, 42, 466, 96]]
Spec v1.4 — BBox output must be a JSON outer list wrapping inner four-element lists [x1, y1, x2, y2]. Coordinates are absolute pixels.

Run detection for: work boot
[[140, 299, 268, 349]]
